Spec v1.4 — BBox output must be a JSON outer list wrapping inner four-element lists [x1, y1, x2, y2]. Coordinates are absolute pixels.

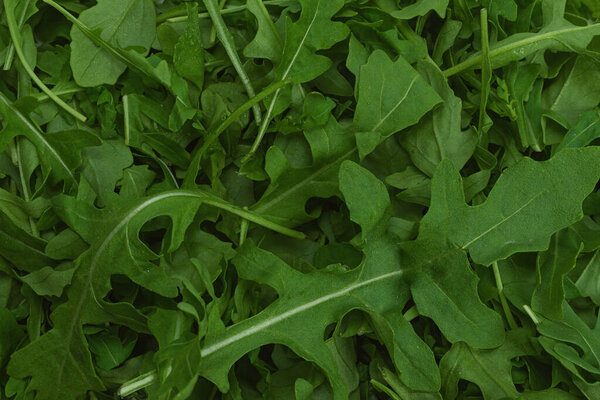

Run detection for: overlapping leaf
[[419, 148, 600, 265], [196, 161, 439, 398], [7, 191, 298, 400], [70, 0, 156, 86]]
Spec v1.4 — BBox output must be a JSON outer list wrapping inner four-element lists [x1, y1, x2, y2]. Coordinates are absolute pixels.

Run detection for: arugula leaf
[[353, 51, 442, 158], [420, 148, 600, 265], [251, 117, 356, 226], [69, 0, 156, 87], [7, 191, 303, 399], [532, 229, 582, 320], [196, 162, 439, 396], [444, 0, 600, 76], [3, 1, 600, 398], [0, 93, 99, 187], [244, 0, 283, 62], [391, 0, 449, 19], [537, 303, 600, 379], [249, 0, 349, 156], [557, 110, 600, 151], [173, 3, 205, 90], [400, 60, 476, 176], [440, 330, 535, 399]]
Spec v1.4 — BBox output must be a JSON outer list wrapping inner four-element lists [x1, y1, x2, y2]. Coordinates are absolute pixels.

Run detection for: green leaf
[[173, 3, 205, 90], [353, 51, 442, 156], [339, 160, 390, 237], [0, 93, 99, 186], [517, 389, 581, 400], [419, 148, 600, 265], [243, 0, 283, 62], [198, 236, 433, 397], [391, 0, 449, 19], [118, 165, 156, 199], [45, 229, 88, 260], [482, 0, 517, 21], [444, 0, 600, 76], [7, 190, 302, 400], [251, 117, 357, 226], [248, 0, 350, 156], [0, 212, 54, 272], [440, 330, 535, 400], [69, 0, 156, 86], [402, 239, 505, 348], [20, 266, 75, 297], [532, 229, 582, 320], [45, 0, 173, 91], [81, 140, 133, 205], [88, 329, 137, 370], [273, 0, 349, 84], [189, 165, 441, 395], [0, 307, 23, 369], [537, 303, 600, 377], [544, 56, 600, 126], [400, 60, 476, 177], [556, 110, 600, 151], [575, 250, 600, 304]]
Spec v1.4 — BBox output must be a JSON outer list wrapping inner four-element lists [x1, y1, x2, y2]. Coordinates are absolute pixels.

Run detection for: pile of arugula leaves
[[1, 0, 600, 398]]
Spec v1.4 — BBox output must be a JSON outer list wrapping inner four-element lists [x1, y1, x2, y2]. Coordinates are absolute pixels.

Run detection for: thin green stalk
[[118, 370, 158, 397], [3, 0, 30, 70], [402, 305, 419, 322], [16, 140, 39, 236], [183, 78, 290, 188], [167, 4, 245, 23], [397, 20, 425, 47], [443, 22, 600, 77], [156, 5, 188, 23], [4, 0, 87, 122], [203, 0, 262, 126], [16, 48, 41, 237], [493, 261, 518, 330], [478, 8, 491, 134], [523, 305, 540, 325], [239, 207, 249, 245], [209, 0, 225, 44], [32, 87, 84, 102], [123, 94, 130, 146], [244, 87, 280, 161], [161, 0, 288, 23]]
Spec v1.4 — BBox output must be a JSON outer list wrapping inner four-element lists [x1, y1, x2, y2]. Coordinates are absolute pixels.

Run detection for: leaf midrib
[[0, 93, 75, 183], [54, 189, 298, 389], [252, 147, 357, 216], [561, 119, 600, 149], [200, 268, 405, 357], [461, 189, 548, 250], [77, 0, 142, 79], [372, 74, 419, 133], [280, 0, 321, 80], [200, 247, 463, 358]]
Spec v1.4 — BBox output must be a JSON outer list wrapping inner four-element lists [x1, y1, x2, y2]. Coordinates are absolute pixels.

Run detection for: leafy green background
[[1, 0, 600, 399]]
